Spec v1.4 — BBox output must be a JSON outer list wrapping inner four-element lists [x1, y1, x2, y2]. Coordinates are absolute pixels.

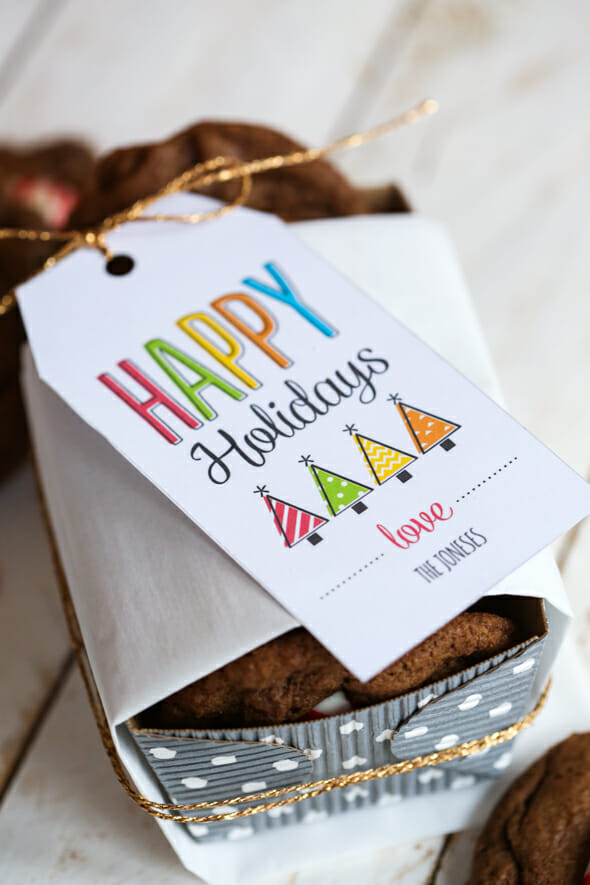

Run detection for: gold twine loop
[[0, 98, 437, 315]]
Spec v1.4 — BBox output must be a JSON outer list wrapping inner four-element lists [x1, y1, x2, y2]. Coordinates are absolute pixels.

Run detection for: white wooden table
[[1, 1, 589, 881]]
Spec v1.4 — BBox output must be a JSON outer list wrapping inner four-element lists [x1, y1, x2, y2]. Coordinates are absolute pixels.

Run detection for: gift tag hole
[[106, 254, 134, 276]]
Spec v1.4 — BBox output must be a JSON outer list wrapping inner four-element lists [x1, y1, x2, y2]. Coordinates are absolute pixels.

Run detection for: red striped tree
[[255, 486, 327, 547]]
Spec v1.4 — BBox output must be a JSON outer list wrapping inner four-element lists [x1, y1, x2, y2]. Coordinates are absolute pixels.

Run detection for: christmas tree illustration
[[343, 423, 416, 485], [254, 485, 327, 547], [299, 455, 372, 516], [389, 393, 460, 454]]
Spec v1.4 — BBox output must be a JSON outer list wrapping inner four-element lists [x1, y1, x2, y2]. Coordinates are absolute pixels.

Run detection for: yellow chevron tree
[[345, 424, 417, 485]]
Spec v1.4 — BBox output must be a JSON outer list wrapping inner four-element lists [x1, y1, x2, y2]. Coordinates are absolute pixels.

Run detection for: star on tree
[[342, 423, 358, 436], [298, 454, 314, 466]]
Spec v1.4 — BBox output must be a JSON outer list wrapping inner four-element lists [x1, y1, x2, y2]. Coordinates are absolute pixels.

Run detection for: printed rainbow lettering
[[243, 262, 337, 338], [97, 359, 201, 444], [144, 338, 245, 420], [212, 293, 292, 368], [177, 311, 260, 389]]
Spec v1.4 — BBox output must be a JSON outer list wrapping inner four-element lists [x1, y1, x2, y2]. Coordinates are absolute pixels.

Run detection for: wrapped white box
[[22, 214, 572, 884]]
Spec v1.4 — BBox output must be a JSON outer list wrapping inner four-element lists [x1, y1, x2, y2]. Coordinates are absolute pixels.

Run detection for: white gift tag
[[17, 194, 590, 681]]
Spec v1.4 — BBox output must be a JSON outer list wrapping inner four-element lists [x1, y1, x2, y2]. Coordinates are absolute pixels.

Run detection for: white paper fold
[[22, 214, 575, 883], [22, 214, 572, 727]]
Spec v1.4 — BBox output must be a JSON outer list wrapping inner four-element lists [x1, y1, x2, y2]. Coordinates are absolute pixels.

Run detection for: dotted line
[[455, 456, 518, 504], [320, 553, 385, 600]]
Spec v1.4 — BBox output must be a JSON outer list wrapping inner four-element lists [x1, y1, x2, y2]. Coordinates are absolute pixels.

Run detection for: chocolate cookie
[[72, 121, 408, 230], [153, 609, 518, 729], [470, 732, 590, 885], [345, 611, 518, 706], [154, 628, 347, 729], [0, 138, 93, 480]]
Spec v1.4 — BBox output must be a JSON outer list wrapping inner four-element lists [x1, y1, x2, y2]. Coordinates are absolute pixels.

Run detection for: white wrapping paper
[[22, 214, 574, 883]]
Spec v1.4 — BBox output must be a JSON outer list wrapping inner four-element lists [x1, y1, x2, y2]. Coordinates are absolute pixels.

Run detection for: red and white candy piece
[[306, 691, 352, 720], [8, 175, 79, 229]]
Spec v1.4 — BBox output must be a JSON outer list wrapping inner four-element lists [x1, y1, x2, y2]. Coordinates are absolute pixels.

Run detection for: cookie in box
[[128, 599, 547, 843]]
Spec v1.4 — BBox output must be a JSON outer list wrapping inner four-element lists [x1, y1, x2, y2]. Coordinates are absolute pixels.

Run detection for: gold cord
[[0, 99, 437, 316], [33, 458, 550, 826]]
